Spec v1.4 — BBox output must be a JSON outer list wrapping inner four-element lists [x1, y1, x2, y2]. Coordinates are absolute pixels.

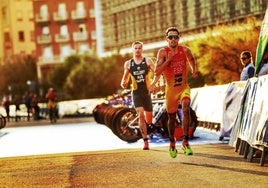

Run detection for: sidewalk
[[4, 116, 94, 128]]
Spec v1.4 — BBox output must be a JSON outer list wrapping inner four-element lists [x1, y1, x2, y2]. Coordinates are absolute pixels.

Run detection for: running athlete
[[121, 41, 155, 150], [149, 27, 198, 158]]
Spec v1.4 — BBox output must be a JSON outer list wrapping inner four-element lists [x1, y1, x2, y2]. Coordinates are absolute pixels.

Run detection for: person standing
[[121, 41, 155, 150], [149, 27, 198, 158], [45, 88, 58, 123], [13, 94, 21, 122], [2, 94, 11, 122], [24, 91, 32, 121], [240, 51, 255, 81]]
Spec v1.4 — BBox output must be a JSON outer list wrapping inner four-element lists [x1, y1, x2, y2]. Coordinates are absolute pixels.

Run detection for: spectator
[[13, 94, 21, 122], [24, 91, 32, 121], [31, 93, 40, 120], [240, 51, 255, 81], [2, 94, 11, 122], [45, 88, 58, 123]]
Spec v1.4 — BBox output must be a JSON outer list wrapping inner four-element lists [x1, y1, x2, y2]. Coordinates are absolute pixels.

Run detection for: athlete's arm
[[183, 46, 198, 78], [148, 50, 168, 93], [154, 48, 172, 76], [145, 57, 155, 72], [120, 60, 131, 89]]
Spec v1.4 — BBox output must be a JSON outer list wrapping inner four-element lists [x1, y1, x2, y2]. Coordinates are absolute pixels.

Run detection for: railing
[[73, 31, 88, 41], [55, 34, 70, 43], [53, 12, 68, 23], [37, 35, 51, 44]]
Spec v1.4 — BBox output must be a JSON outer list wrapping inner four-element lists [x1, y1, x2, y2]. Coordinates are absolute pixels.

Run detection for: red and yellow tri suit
[[162, 46, 191, 113]]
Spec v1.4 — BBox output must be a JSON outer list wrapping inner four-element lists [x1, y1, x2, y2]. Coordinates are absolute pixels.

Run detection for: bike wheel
[[113, 108, 141, 143]]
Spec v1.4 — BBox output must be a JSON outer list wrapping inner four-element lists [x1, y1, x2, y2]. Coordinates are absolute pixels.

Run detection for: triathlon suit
[[162, 46, 191, 113], [129, 57, 153, 111]]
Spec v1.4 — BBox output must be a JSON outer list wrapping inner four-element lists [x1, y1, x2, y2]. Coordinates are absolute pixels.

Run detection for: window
[[89, 9, 95, 18], [79, 24, 86, 32], [28, 10, 33, 21], [58, 3, 67, 18], [16, 10, 23, 21], [42, 26, 50, 35], [18, 31, 25, 42], [40, 4, 48, 19], [60, 25, 68, 35]]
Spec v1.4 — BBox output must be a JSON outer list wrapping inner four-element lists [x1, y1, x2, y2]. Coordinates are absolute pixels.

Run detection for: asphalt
[[1, 117, 268, 187]]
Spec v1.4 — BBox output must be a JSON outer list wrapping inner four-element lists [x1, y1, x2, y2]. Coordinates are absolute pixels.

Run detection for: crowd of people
[[1, 88, 57, 122]]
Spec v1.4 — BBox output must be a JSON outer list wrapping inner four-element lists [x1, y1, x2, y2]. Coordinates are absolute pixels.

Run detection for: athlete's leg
[[167, 112, 177, 141], [181, 97, 193, 155], [144, 110, 153, 125], [136, 107, 149, 150], [181, 98, 190, 140], [165, 88, 180, 157], [136, 107, 147, 138]]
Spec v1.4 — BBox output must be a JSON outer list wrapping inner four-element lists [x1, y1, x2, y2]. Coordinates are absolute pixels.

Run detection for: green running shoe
[[169, 147, 178, 158], [182, 145, 193, 155]]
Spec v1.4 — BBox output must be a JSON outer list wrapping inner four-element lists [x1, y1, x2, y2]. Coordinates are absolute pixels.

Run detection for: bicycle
[[93, 90, 198, 143]]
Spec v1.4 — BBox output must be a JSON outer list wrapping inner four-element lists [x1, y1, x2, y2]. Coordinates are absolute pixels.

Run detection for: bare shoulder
[[158, 47, 166, 54], [124, 59, 131, 69], [145, 56, 153, 64], [182, 45, 193, 56], [157, 47, 167, 57]]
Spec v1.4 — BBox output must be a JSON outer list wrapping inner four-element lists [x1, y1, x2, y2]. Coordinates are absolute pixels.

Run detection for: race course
[[0, 117, 222, 158], [0, 117, 267, 187]]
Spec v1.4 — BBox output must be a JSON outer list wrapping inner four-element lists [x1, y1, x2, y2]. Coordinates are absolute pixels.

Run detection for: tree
[[0, 55, 37, 96], [64, 53, 131, 99], [186, 17, 260, 85]]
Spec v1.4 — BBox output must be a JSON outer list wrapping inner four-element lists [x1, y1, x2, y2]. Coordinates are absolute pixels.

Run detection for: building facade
[[98, 0, 268, 56], [0, 0, 35, 64], [33, 0, 96, 81]]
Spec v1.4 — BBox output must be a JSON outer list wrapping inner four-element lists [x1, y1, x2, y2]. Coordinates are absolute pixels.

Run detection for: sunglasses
[[167, 35, 179, 40], [241, 57, 248, 60]]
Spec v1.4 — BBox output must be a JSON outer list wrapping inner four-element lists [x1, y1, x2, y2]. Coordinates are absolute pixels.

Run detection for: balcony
[[37, 35, 51, 44], [55, 34, 70, 43], [35, 13, 50, 26], [71, 10, 86, 22], [53, 12, 68, 24], [73, 32, 88, 42], [38, 55, 64, 65]]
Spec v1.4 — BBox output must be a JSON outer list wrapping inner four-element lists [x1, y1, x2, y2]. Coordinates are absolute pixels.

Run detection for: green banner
[[255, 9, 268, 75]]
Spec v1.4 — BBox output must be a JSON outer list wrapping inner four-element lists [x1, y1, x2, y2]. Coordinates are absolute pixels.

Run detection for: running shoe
[[169, 147, 178, 158], [181, 144, 193, 155], [143, 141, 149, 150]]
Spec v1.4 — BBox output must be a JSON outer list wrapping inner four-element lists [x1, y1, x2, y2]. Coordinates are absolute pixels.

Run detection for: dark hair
[[241, 51, 252, 58], [165, 27, 180, 36]]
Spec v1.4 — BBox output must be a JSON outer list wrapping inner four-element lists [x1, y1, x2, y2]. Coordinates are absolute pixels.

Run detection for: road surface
[[0, 118, 267, 187]]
